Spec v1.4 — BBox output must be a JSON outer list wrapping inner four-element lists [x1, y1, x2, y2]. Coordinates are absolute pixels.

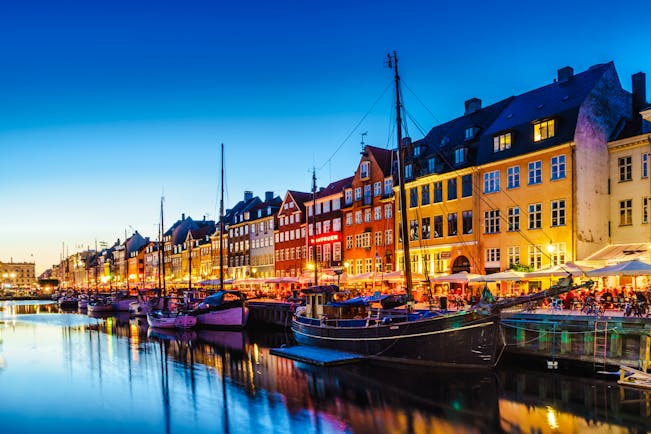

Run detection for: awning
[[584, 243, 651, 262]]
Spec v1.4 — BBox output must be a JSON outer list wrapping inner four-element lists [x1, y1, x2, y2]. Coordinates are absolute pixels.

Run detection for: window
[[332, 198, 340, 211], [345, 189, 353, 206], [550, 243, 566, 266], [363, 184, 372, 205], [447, 213, 457, 236], [551, 199, 566, 227], [507, 166, 520, 189], [409, 219, 419, 241], [428, 157, 436, 174], [323, 220, 331, 233], [421, 184, 430, 205], [484, 210, 500, 234], [433, 181, 443, 203], [533, 119, 555, 142], [385, 230, 393, 245], [364, 208, 371, 223], [384, 178, 393, 195], [333, 218, 341, 231], [375, 231, 382, 246], [493, 132, 511, 152], [384, 204, 392, 219], [454, 148, 466, 165], [462, 210, 472, 235], [458, 174, 471, 198], [365, 258, 373, 273], [644, 197, 650, 224], [508, 207, 520, 232], [374, 181, 382, 197], [413, 146, 421, 156], [355, 211, 362, 224], [360, 161, 370, 179], [447, 178, 457, 200], [333, 243, 341, 261], [323, 201, 330, 213], [375, 256, 383, 272], [356, 259, 363, 275], [643, 153, 649, 179], [619, 156, 632, 182], [528, 203, 542, 229], [405, 164, 412, 180], [409, 187, 418, 208], [433, 215, 443, 238], [620, 199, 632, 226], [422, 217, 431, 239], [528, 161, 542, 185], [346, 235, 353, 249], [374, 206, 381, 221], [551, 155, 566, 180], [528, 245, 543, 270], [486, 248, 500, 263], [346, 213, 352, 226], [507, 246, 520, 268], [483, 171, 500, 193]]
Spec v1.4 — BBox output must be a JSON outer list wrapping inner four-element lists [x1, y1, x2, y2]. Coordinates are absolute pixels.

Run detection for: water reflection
[[0, 303, 650, 433]]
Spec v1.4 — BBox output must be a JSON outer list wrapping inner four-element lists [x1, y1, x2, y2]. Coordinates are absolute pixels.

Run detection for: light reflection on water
[[0, 301, 650, 434]]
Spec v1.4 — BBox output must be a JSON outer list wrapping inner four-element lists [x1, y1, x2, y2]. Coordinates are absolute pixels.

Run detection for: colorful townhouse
[[275, 190, 312, 280]]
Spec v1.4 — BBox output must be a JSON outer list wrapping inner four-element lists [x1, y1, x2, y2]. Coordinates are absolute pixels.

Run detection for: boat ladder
[[594, 320, 609, 371]]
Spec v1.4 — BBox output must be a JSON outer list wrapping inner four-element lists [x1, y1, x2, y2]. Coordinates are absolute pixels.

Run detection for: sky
[[1, 0, 649, 274]]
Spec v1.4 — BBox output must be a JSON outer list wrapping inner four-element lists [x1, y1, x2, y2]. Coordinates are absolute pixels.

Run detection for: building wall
[[0, 261, 36, 290], [250, 215, 276, 278], [275, 194, 307, 278], [574, 65, 631, 259], [608, 134, 651, 245], [308, 192, 344, 270]]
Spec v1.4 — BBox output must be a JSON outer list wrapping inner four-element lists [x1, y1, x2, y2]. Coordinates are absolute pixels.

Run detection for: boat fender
[[381, 316, 391, 325]]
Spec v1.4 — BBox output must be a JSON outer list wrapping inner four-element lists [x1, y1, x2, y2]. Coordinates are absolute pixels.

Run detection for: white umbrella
[[430, 271, 482, 283], [526, 262, 594, 278], [585, 259, 651, 277], [470, 270, 526, 282]]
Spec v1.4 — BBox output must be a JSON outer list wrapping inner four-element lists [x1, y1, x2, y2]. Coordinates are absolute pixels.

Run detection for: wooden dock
[[618, 365, 651, 390], [270, 345, 365, 366]]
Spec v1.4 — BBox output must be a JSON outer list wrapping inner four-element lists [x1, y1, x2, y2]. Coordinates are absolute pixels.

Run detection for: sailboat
[[190, 143, 249, 328], [291, 52, 593, 369], [147, 196, 197, 330]]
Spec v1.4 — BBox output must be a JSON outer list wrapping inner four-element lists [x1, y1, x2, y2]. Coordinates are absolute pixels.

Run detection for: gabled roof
[[316, 176, 353, 199], [477, 62, 615, 164], [247, 195, 283, 220], [165, 216, 216, 245], [282, 190, 312, 214], [365, 145, 395, 174], [410, 97, 513, 174]]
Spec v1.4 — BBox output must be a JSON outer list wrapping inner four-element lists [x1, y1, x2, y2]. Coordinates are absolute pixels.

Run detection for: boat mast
[[220, 143, 225, 292], [311, 167, 318, 287], [389, 51, 414, 307], [160, 195, 166, 298], [157, 223, 162, 294]]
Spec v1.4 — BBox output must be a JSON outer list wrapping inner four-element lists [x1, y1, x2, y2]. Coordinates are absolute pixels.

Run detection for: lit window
[[507, 246, 520, 268], [493, 133, 511, 152], [620, 199, 632, 225], [533, 119, 555, 142]]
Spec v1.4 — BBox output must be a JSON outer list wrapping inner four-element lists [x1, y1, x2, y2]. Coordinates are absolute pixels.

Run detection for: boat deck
[[270, 345, 365, 366]]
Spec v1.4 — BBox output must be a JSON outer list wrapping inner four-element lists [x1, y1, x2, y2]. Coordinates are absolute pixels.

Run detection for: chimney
[[632, 72, 647, 112], [464, 98, 482, 115], [181, 213, 185, 220], [244, 191, 253, 201], [557, 66, 574, 82], [265, 191, 273, 202], [401, 137, 412, 147]]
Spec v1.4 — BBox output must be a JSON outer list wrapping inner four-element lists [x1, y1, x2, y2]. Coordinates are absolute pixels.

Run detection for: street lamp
[[334, 268, 344, 288]]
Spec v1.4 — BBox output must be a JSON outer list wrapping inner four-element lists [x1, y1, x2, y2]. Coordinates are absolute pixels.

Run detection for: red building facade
[[275, 190, 311, 278]]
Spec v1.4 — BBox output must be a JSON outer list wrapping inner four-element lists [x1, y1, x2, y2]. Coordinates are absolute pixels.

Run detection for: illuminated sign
[[309, 233, 341, 245]]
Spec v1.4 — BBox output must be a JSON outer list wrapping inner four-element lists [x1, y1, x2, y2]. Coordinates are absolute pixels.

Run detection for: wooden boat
[[190, 290, 249, 328], [291, 53, 594, 369], [147, 308, 197, 329], [87, 296, 114, 313]]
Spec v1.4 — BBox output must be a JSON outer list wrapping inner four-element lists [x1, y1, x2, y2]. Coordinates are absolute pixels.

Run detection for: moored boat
[[57, 293, 78, 310], [87, 296, 114, 313], [191, 290, 248, 328], [112, 291, 138, 311], [147, 308, 197, 329]]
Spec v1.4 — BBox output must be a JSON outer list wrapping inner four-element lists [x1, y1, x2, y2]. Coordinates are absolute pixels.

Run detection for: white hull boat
[[147, 310, 197, 329]]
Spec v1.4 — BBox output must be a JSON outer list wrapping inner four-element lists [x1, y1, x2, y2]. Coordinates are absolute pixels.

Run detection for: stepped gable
[[410, 97, 513, 174], [477, 62, 614, 165]]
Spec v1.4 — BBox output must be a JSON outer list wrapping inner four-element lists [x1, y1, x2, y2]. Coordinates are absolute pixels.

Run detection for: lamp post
[[334, 268, 343, 289]]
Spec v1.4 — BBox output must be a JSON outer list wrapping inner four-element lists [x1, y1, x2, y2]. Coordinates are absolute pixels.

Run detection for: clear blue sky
[[1, 0, 649, 274]]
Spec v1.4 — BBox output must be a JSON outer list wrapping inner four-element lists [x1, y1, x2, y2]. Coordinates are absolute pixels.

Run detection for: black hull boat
[[292, 310, 503, 369]]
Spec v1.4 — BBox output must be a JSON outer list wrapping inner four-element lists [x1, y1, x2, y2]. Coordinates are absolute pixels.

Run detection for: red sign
[[309, 233, 341, 245]]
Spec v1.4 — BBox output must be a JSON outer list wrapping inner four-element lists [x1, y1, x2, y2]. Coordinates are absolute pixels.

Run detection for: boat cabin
[[300, 285, 374, 320]]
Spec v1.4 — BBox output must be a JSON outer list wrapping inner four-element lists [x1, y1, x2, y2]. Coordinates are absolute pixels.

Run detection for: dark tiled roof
[[316, 176, 353, 199], [477, 62, 614, 165], [287, 190, 312, 213], [366, 145, 395, 174]]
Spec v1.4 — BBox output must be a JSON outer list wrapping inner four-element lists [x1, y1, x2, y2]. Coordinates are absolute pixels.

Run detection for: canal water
[[1, 301, 650, 434]]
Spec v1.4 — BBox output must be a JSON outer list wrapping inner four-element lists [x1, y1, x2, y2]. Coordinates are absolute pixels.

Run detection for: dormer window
[[360, 161, 370, 179], [454, 148, 466, 165], [428, 157, 436, 174], [405, 164, 412, 180], [413, 146, 421, 157], [533, 119, 555, 142], [493, 132, 512, 152], [465, 127, 477, 140]]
